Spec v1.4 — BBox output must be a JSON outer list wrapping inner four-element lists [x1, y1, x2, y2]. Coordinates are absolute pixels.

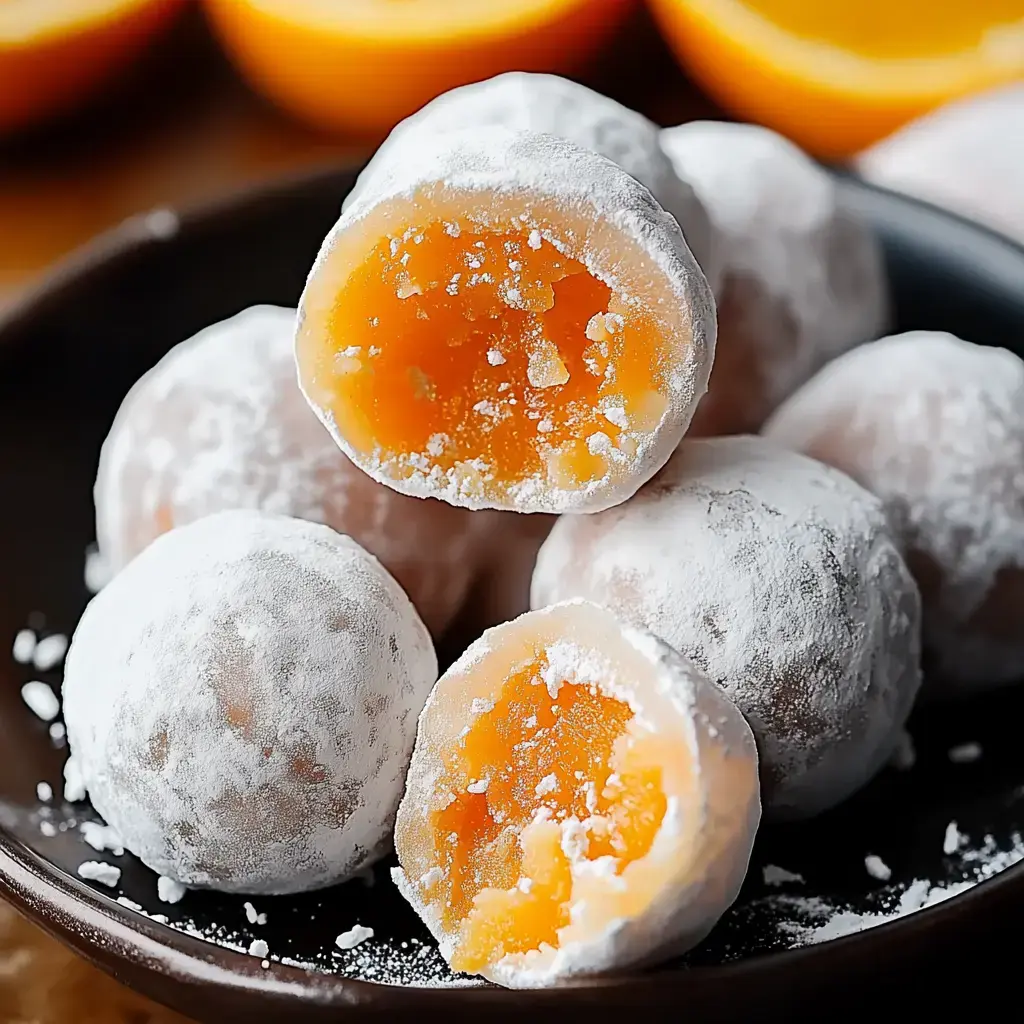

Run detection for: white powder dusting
[[32, 634, 68, 671], [39, 821, 57, 837], [78, 861, 121, 887], [36, 782, 52, 803], [12, 629, 36, 664], [244, 901, 267, 925], [248, 939, 270, 958], [864, 855, 891, 881], [84, 545, 112, 593], [21, 681, 60, 722], [466, 779, 489, 794], [949, 742, 982, 764], [532, 436, 921, 820], [49, 721, 66, 744], [335, 924, 374, 951], [81, 821, 125, 855], [763, 864, 805, 887], [486, 348, 506, 366], [158, 877, 187, 904], [117, 897, 143, 911], [535, 773, 558, 797]]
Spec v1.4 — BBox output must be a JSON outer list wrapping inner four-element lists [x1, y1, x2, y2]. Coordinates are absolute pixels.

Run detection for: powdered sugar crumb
[[335, 924, 374, 951], [36, 782, 52, 803], [249, 939, 270, 958], [81, 821, 125, 855], [244, 901, 267, 925], [763, 864, 805, 887], [21, 681, 59, 722], [78, 861, 121, 887], [948, 742, 982, 764], [12, 629, 36, 664], [864, 855, 891, 881], [943, 821, 965, 855], [32, 634, 68, 672], [158, 877, 187, 904]]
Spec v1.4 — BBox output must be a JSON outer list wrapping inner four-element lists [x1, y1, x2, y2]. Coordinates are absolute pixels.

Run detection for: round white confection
[[661, 121, 889, 436], [63, 510, 437, 894], [94, 304, 483, 637], [857, 84, 1024, 246], [531, 436, 921, 819], [764, 331, 1024, 693], [301, 125, 716, 515], [349, 72, 722, 292], [393, 599, 759, 987]]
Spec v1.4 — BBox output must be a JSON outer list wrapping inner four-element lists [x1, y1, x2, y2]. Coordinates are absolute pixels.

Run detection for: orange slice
[[648, 0, 1024, 158], [297, 126, 714, 514], [202, 0, 637, 137], [0, 0, 184, 136], [393, 600, 760, 986]]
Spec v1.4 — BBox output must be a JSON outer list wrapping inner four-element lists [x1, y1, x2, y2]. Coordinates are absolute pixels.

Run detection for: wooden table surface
[[0, 11, 721, 1023]]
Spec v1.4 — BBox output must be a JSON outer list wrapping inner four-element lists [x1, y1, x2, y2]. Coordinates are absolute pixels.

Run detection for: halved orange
[[649, 0, 1024, 158], [202, 0, 638, 137], [0, 0, 185, 136]]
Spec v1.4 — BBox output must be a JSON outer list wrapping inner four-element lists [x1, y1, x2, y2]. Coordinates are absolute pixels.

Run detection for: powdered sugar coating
[[764, 331, 1024, 693], [62, 510, 437, 894], [857, 84, 1024, 246], [94, 305, 484, 637], [394, 600, 759, 987], [349, 73, 721, 292], [531, 437, 921, 819], [661, 121, 889, 436], [299, 126, 716, 514]]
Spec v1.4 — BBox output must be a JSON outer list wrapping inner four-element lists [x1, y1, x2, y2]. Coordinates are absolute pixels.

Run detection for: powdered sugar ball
[[857, 84, 1024, 246], [764, 331, 1024, 694], [531, 436, 921, 819], [350, 72, 721, 292], [661, 122, 889, 437], [62, 510, 437, 894], [94, 304, 483, 637]]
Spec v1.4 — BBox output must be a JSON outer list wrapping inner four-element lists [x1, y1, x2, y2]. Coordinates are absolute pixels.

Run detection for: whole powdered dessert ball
[[661, 121, 889, 437], [94, 304, 485, 637], [349, 72, 721, 292], [764, 331, 1024, 694], [531, 436, 921, 819], [857, 84, 1024, 247], [62, 510, 437, 895]]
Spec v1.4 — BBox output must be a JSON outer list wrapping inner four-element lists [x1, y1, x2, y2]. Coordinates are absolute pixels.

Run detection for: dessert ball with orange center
[[393, 600, 760, 987], [63, 510, 437, 895], [350, 72, 721, 292], [660, 121, 889, 437], [764, 331, 1024, 695], [297, 126, 715, 514], [94, 305, 486, 638], [531, 436, 922, 819]]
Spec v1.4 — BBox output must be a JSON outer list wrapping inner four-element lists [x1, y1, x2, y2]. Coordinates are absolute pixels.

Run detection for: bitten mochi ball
[[94, 304, 484, 637], [660, 122, 889, 437], [765, 331, 1024, 694], [531, 436, 921, 819], [857, 84, 1024, 246], [62, 510, 437, 895], [353, 72, 721, 291], [297, 126, 715, 514]]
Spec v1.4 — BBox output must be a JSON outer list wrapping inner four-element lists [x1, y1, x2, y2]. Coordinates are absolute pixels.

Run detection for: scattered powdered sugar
[[39, 821, 56, 837], [158, 877, 187, 904], [63, 756, 86, 802], [335, 924, 374, 950], [49, 721, 66, 744], [12, 628, 36, 664], [763, 865, 805, 887], [32, 634, 68, 671], [949, 742, 983, 764], [532, 436, 921, 820], [62, 510, 438, 895], [80, 821, 125, 855], [244, 902, 267, 925], [36, 782, 52, 803], [764, 332, 1024, 693], [84, 545, 111, 593], [20, 681, 60, 722], [661, 120, 888, 436], [248, 938, 270, 958], [78, 861, 121, 887], [864, 855, 892, 881]]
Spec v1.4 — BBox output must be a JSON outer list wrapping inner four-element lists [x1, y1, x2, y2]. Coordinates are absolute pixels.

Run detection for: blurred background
[[1, 1, 1022, 1021]]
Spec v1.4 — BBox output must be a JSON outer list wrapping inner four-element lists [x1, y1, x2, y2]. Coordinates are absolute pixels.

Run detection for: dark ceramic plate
[[2, 167, 1024, 1023]]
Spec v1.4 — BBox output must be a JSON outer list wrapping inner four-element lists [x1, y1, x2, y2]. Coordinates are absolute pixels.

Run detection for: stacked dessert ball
[[60, 72, 1024, 988]]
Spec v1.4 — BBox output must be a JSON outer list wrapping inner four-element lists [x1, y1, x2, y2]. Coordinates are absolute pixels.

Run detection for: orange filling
[[306, 206, 670, 499], [429, 653, 667, 974]]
